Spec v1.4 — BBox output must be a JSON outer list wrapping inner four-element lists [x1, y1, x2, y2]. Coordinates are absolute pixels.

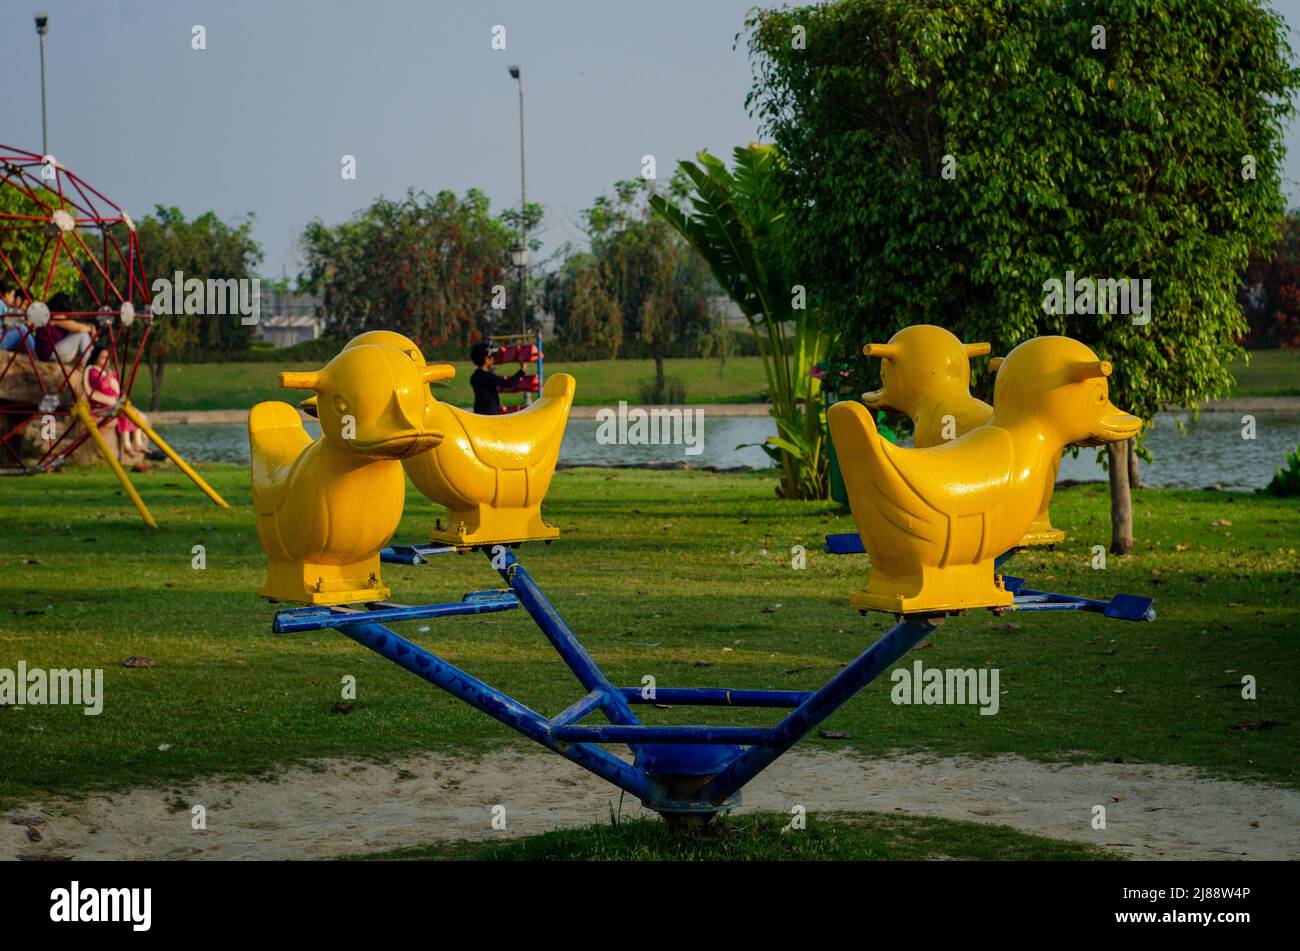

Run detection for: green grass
[[1230, 349, 1300, 397], [136, 357, 771, 411], [0, 465, 1297, 812], [349, 811, 1119, 861]]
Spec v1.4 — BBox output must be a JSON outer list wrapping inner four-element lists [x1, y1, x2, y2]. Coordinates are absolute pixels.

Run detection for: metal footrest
[[1004, 576, 1155, 622], [272, 590, 519, 633]]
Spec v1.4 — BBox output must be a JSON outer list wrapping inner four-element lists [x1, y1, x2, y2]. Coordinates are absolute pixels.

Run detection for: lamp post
[[508, 65, 527, 334], [34, 12, 49, 156], [509, 241, 528, 335]]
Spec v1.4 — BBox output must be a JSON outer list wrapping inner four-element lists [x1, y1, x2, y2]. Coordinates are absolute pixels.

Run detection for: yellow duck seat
[[829, 335, 1141, 616], [863, 324, 1065, 547], [404, 373, 576, 546], [296, 330, 576, 547], [249, 341, 445, 605]]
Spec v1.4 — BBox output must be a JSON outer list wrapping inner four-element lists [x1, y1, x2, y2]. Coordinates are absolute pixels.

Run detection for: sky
[[3, 0, 1300, 280]]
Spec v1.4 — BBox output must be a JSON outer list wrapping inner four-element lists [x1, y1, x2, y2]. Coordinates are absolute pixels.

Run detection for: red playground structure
[[485, 329, 543, 413], [0, 144, 228, 526]]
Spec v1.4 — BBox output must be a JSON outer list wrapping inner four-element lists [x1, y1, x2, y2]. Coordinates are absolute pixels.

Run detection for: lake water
[[156, 409, 1299, 491]]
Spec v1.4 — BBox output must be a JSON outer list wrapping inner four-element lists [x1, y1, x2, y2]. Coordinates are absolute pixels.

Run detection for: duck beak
[[1082, 406, 1142, 446], [860, 389, 893, 411], [351, 428, 444, 458]]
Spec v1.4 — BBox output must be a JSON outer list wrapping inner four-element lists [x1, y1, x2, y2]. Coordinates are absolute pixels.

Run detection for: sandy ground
[[5, 747, 1296, 861]]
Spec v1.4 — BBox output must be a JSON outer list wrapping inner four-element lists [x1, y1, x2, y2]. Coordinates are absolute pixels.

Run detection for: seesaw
[[253, 330, 1154, 827]]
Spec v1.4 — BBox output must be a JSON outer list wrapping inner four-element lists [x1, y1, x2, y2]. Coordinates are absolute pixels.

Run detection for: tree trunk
[[1107, 440, 1133, 555], [653, 350, 666, 403], [148, 358, 164, 413], [1127, 437, 1140, 489]]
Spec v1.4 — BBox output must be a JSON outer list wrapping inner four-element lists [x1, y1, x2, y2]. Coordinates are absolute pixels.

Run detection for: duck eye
[[334, 395, 348, 415]]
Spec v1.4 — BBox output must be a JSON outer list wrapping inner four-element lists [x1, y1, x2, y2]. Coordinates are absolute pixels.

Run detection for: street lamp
[[34, 12, 49, 157], [508, 64, 527, 333]]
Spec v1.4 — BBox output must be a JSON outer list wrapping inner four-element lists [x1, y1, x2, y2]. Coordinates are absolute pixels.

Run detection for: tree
[[543, 248, 623, 359], [300, 189, 516, 349], [0, 182, 87, 301], [135, 207, 263, 409], [582, 179, 717, 401], [652, 145, 833, 499], [747, 0, 1300, 551]]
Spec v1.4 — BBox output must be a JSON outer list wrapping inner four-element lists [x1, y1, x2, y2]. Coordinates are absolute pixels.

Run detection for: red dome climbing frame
[[0, 144, 227, 525]]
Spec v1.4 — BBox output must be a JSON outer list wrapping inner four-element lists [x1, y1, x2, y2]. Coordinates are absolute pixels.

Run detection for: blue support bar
[[336, 620, 664, 804], [272, 593, 518, 634], [618, 686, 813, 708], [380, 543, 460, 565], [486, 547, 643, 729], [703, 618, 937, 803], [553, 689, 605, 726], [553, 724, 773, 745]]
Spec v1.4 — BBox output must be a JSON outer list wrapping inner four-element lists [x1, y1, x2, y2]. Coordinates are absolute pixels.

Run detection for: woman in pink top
[[86, 347, 146, 457]]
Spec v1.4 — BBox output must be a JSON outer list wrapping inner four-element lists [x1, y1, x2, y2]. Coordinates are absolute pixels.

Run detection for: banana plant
[[650, 145, 833, 499]]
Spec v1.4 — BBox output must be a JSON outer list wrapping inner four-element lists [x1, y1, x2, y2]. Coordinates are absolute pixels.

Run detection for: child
[[86, 347, 146, 457], [469, 341, 525, 415]]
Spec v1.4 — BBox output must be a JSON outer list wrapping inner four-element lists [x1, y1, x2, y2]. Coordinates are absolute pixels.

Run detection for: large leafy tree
[[652, 145, 832, 499], [747, 0, 1300, 551], [300, 189, 517, 348], [134, 206, 262, 409]]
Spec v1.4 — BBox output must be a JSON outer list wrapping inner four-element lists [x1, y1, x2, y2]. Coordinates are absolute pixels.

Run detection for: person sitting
[[469, 341, 525, 415], [34, 293, 94, 365], [0, 282, 36, 356], [86, 346, 146, 458]]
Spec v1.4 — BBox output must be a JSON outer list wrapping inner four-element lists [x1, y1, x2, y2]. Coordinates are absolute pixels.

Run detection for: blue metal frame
[[824, 533, 1155, 622], [269, 535, 1150, 820]]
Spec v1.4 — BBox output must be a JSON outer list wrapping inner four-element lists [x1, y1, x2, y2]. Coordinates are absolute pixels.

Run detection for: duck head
[[861, 325, 991, 415], [991, 336, 1142, 448], [281, 343, 447, 458], [297, 331, 455, 420]]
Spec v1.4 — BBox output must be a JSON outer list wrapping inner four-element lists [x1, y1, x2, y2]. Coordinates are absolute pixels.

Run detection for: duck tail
[[248, 401, 313, 501], [827, 400, 887, 506], [541, 372, 576, 405]]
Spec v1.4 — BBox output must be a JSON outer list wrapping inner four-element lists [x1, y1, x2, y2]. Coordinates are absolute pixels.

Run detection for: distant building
[[254, 289, 324, 347]]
